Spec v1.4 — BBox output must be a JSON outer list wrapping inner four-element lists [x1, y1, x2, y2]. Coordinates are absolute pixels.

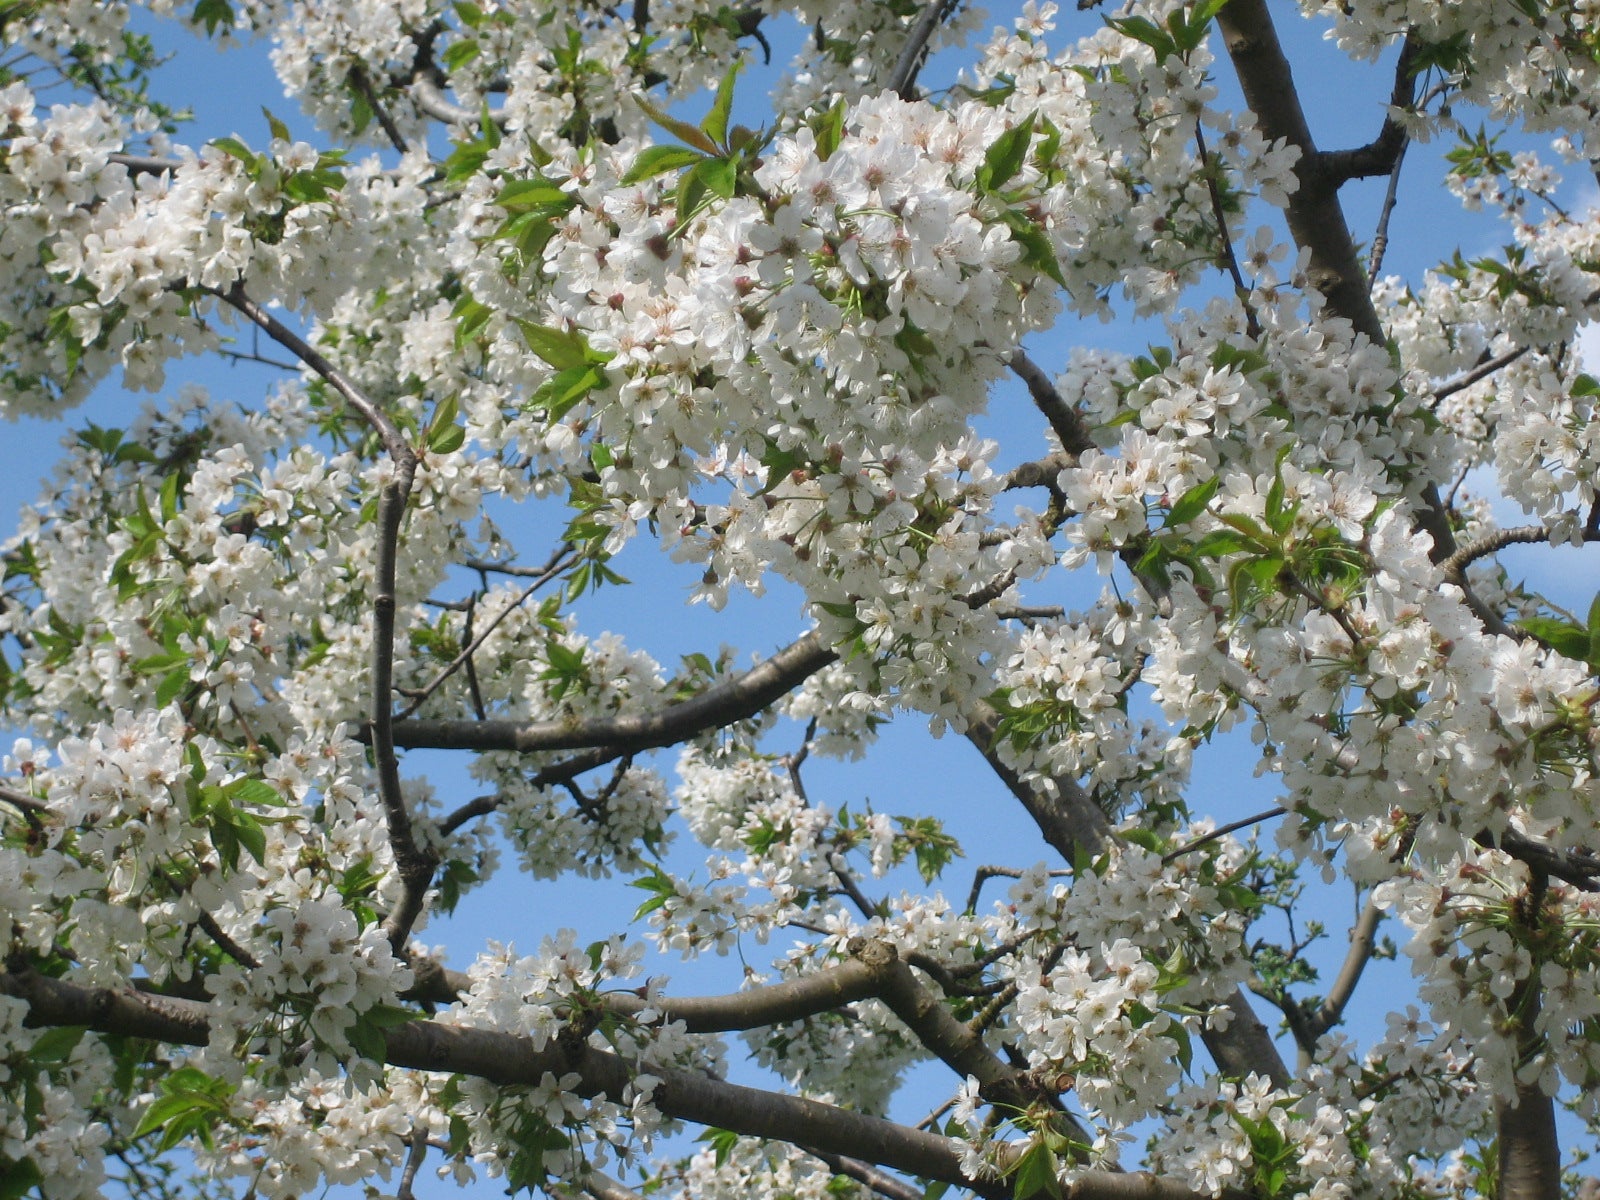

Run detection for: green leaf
[[621, 145, 706, 184], [694, 154, 737, 200], [441, 38, 479, 71], [156, 666, 191, 708], [133, 651, 190, 675], [429, 421, 466, 454], [634, 94, 719, 155], [528, 364, 607, 421], [0, 1157, 42, 1200], [813, 99, 847, 161], [232, 814, 267, 866], [702, 61, 741, 146], [208, 135, 257, 166], [29, 1026, 86, 1064], [1105, 14, 1177, 59], [516, 321, 593, 370], [496, 177, 573, 214], [1010, 1140, 1061, 1200], [443, 137, 491, 182], [426, 395, 466, 453], [696, 1127, 740, 1168], [1518, 616, 1590, 662], [453, 295, 492, 349], [261, 107, 290, 143], [1001, 209, 1067, 287], [1164, 475, 1220, 528], [982, 112, 1035, 191], [133, 1067, 234, 1152], [189, 0, 236, 34]]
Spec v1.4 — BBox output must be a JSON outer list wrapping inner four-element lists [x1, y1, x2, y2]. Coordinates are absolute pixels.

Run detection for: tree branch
[[1008, 352, 1094, 456], [410, 76, 507, 128], [393, 632, 836, 755], [1366, 136, 1407, 283], [887, 0, 957, 99], [348, 64, 411, 155], [211, 284, 433, 952], [1439, 524, 1599, 584], [1318, 33, 1418, 184], [1303, 898, 1383, 1040], [0, 970, 1232, 1200], [961, 700, 1292, 1089], [802, 1148, 922, 1200], [0, 783, 48, 818], [394, 548, 574, 721], [108, 152, 183, 176], [1429, 345, 1530, 402], [1213, 0, 1458, 565], [1496, 919, 1561, 1199]]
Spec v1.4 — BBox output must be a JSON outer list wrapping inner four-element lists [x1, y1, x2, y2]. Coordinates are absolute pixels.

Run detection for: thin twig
[[348, 65, 411, 155], [1161, 807, 1286, 863], [196, 910, 261, 970], [216, 346, 301, 372], [394, 548, 572, 720], [462, 592, 487, 720], [964, 864, 1070, 915], [1195, 124, 1261, 340], [211, 284, 433, 953], [1429, 345, 1530, 402], [803, 1147, 922, 1200], [1367, 137, 1407, 283]]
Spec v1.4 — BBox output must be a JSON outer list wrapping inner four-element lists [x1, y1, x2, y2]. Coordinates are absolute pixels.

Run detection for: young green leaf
[[982, 112, 1036, 191], [702, 61, 742, 146], [634, 94, 720, 154], [621, 145, 707, 184]]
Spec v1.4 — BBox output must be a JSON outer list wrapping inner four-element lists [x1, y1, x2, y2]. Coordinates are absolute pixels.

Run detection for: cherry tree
[[2, 0, 1599, 1198]]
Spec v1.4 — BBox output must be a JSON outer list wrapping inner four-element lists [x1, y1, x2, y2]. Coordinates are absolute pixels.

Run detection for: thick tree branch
[[606, 957, 884, 1032], [410, 77, 506, 128], [393, 632, 836, 755], [108, 152, 183, 176], [0, 782, 48, 817], [847, 937, 1084, 1136], [1440, 524, 1600, 584], [1213, 0, 1457, 566], [1318, 34, 1418, 184], [0, 970, 1228, 1200], [1496, 938, 1560, 1200], [1009, 352, 1094, 457], [887, 0, 957, 99]]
